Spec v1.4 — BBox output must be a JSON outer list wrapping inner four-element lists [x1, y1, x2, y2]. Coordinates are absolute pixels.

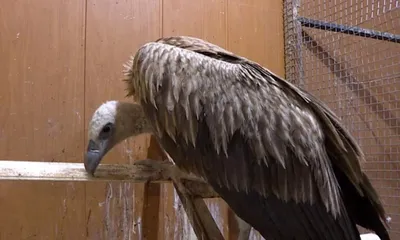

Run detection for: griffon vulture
[[84, 36, 390, 240]]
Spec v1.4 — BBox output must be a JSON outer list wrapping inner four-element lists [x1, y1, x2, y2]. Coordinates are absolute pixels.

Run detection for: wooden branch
[[0, 159, 219, 198], [228, 210, 251, 240], [173, 180, 225, 240], [0, 159, 195, 182], [235, 216, 252, 240]]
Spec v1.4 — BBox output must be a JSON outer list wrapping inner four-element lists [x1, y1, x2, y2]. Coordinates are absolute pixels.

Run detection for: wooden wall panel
[[84, 0, 162, 239], [227, 0, 285, 77], [163, 0, 227, 46], [162, 0, 231, 239], [0, 0, 86, 239], [0, 0, 286, 239], [227, 2, 284, 238]]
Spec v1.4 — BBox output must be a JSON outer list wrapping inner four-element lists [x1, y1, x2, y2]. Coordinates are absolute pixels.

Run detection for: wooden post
[[141, 137, 165, 240]]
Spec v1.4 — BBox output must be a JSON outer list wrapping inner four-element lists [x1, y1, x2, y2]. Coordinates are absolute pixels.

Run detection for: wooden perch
[[0, 159, 218, 198], [0, 159, 253, 239]]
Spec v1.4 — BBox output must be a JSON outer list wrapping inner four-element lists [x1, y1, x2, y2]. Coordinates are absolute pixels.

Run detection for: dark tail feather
[[333, 167, 390, 240], [210, 181, 361, 240], [353, 195, 390, 240]]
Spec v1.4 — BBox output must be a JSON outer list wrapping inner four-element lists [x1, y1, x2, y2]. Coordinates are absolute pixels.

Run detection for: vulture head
[[84, 100, 151, 175]]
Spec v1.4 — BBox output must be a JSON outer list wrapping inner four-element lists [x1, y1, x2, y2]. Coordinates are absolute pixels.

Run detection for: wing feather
[[124, 36, 389, 239], [130, 38, 340, 213]]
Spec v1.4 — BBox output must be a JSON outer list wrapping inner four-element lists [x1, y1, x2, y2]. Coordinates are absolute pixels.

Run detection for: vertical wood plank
[[0, 0, 86, 239], [84, 0, 161, 239], [226, 2, 285, 238], [0, 0, 288, 238], [162, 0, 230, 238], [227, 0, 285, 77], [142, 137, 166, 240], [163, 0, 227, 47]]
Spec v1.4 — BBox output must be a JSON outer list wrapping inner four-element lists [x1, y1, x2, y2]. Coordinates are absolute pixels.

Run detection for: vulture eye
[[102, 125, 111, 133], [99, 123, 113, 139]]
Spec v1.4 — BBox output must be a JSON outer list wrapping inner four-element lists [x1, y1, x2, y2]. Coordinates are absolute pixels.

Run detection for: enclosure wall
[[284, 0, 400, 238], [0, 0, 284, 239]]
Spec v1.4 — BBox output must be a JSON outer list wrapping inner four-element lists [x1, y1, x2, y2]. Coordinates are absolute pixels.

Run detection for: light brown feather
[[122, 36, 388, 232]]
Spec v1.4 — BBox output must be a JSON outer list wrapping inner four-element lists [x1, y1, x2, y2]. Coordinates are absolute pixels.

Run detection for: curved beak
[[84, 139, 109, 176]]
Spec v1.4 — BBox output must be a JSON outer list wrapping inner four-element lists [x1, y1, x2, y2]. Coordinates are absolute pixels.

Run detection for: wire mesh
[[284, 0, 400, 238]]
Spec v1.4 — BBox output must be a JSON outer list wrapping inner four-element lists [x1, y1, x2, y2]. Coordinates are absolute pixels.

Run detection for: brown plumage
[[85, 36, 390, 240]]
